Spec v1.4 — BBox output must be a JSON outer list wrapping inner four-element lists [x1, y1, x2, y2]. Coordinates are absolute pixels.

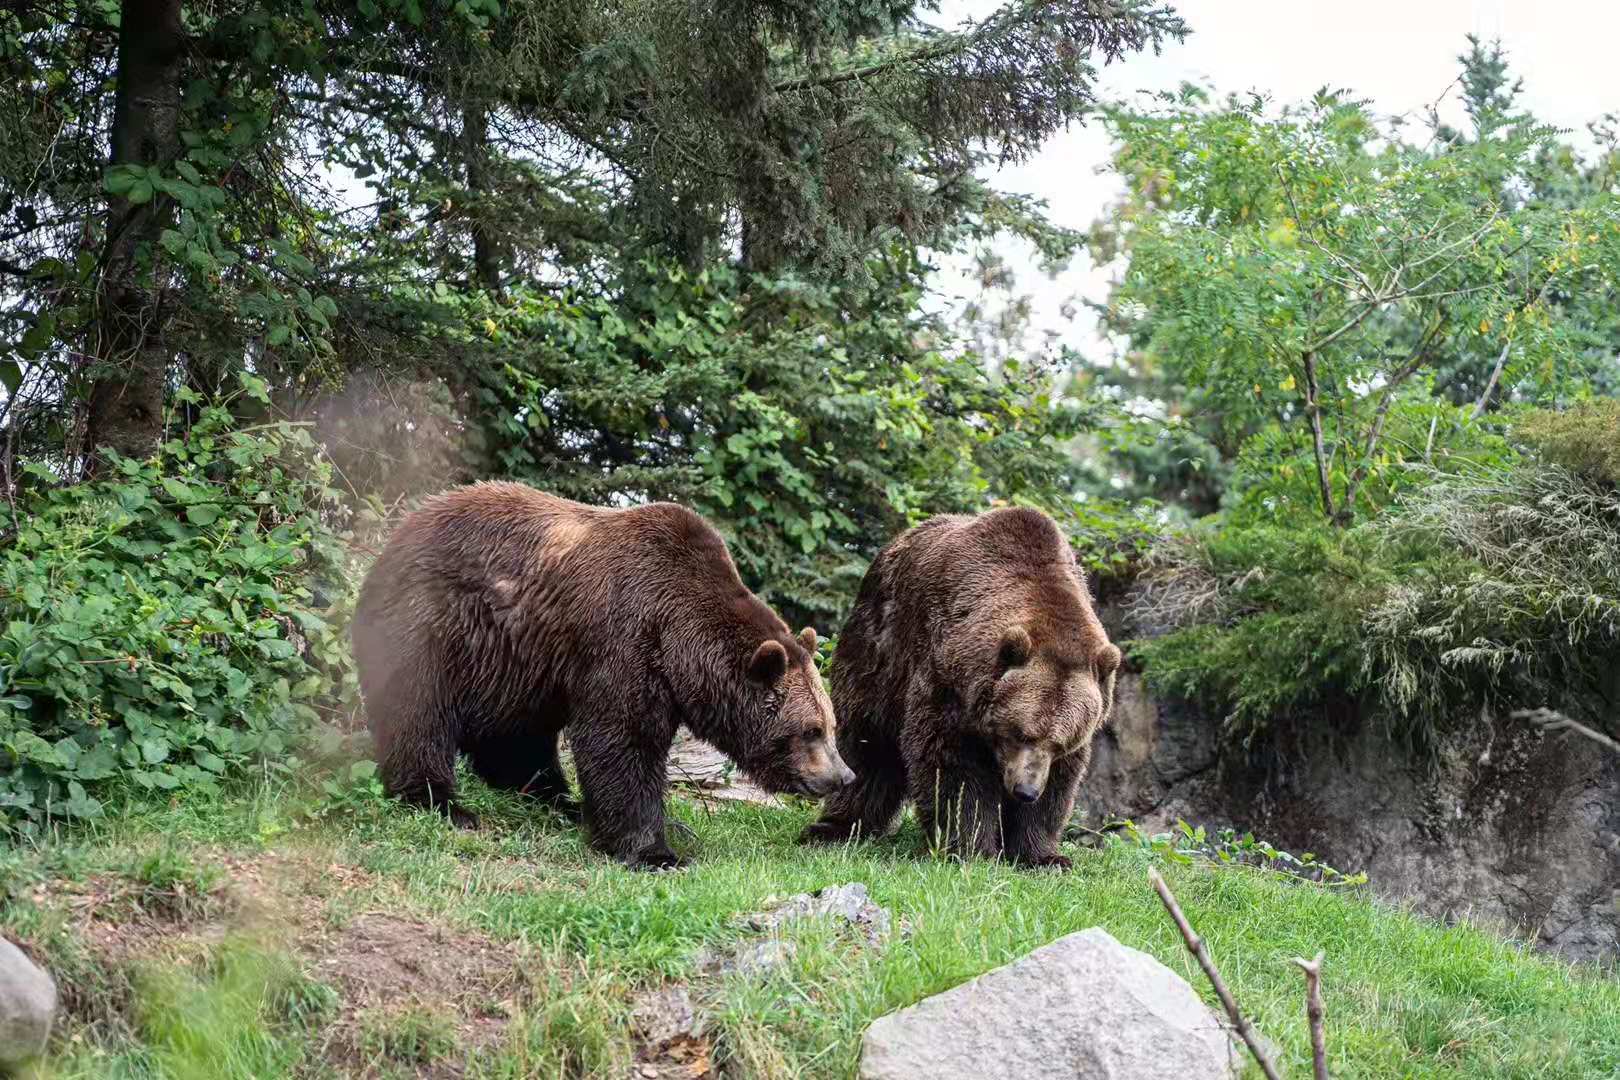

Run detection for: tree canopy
[[1, 0, 1183, 477]]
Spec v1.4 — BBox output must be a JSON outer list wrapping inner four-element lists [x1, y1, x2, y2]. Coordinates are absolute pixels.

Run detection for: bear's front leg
[[908, 753, 1006, 860], [569, 719, 683, 869], [1004, 749, 1088, 870]]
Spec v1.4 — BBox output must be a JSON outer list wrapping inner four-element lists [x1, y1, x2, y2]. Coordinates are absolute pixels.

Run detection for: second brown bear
[[803, 507, 1120, 868]]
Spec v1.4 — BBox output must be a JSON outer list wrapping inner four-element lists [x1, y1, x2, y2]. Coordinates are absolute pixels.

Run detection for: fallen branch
[[1292, 952, 1329, 1080], [1148, 867, 1282, 1080], [1512, 708, 1620, 756]]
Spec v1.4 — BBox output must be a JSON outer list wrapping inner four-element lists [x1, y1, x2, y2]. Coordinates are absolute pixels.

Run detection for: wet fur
[[804, 507, 1119, 867], [352, 482, 839, 867]]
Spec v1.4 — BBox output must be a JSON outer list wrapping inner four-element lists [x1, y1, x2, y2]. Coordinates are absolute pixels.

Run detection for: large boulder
[[0, 936, 55, 1070], [858, 927, 1240, 1080]]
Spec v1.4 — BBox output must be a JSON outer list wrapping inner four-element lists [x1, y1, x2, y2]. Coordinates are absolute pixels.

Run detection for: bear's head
[[739, 627, 855, 798], [981, 624, 1121, 803]]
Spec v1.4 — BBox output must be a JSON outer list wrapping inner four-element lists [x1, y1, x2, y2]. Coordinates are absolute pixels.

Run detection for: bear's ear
[[1095, 643, 1122, 678], [748, 639, 790, 685], [996, 625, 1032, 675], [1096, 643, 1122, 727], [798, 627, 818, 653]]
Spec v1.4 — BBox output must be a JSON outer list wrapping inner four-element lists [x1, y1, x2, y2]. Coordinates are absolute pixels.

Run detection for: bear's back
[[874, 506, 1099, 669]]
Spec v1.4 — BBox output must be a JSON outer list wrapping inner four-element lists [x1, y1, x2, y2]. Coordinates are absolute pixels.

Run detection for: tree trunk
[[85, 0, 184, 473], [462, 106, 503, 296]]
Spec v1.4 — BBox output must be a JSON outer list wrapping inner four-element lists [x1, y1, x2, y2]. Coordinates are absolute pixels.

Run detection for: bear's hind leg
[[802, 730, 905, 845], [569, 706, 681, 869], [365, 658, 479, 829]]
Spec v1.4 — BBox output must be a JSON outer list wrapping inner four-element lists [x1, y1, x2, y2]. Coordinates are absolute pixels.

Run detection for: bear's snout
[[803, 759, 856, 796], [999, 742, 1052, 804]]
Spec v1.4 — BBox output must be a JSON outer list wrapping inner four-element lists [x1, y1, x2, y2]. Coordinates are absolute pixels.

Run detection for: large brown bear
[[802, 507, 1119, 868], [351, 482, 854, 868]]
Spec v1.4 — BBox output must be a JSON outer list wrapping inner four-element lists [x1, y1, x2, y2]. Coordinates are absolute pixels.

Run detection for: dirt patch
[[630, 985, 714, 1079], [31, 847, 523, 1077], [311, 911, 520, 1077]]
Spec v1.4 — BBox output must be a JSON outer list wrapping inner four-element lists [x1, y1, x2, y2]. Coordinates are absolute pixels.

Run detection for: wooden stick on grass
[[1148, 867, 1282, 1080], [1293, 952, 1329, 1080]]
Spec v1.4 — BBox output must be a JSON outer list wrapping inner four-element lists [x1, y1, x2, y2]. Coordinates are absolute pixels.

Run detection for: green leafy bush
[[1515, 400, 1620, 486], [0, 398, 352, 833], [1128, 523, 1394, 738], [1132, 444, 1620, 747], [1364, 459, 1620, 729]]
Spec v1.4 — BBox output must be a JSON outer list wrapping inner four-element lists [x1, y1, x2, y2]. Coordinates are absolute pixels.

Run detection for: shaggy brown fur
[[803, 507, 1120, 868], [351, 482, 853, 867]]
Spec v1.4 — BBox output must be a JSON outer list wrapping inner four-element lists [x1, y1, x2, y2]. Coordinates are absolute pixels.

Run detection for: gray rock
[[630, 985, 705, 1049], [859, 927, 1240, 1080], [742, 882, 892, 944], [695, 882, 893, 979], [0, 936, 55, 1069]]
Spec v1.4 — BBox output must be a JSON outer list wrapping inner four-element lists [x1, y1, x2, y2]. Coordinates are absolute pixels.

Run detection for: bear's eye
[[803, 725, 824, 741]]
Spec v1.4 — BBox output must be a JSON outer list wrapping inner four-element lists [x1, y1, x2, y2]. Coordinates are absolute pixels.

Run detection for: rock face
[[858, 927, 1239, 1080], [1079, 670, 1620, 962], [0, 936, 55, 1069]]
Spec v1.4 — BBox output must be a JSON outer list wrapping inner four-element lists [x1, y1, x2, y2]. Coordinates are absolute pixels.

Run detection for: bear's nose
[[1012, 783, 1040, 803], [837, 765, 856, 788]]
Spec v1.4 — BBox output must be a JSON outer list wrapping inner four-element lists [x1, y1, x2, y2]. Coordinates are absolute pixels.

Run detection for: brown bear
[[802, 506, 1119, 868], [351, 481, 854, 868]]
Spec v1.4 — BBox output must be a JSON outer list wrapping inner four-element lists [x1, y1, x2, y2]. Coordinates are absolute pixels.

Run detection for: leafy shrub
[[1515, 400, 1620, 486], [1128, 522, 1397, 738], [1364, 460, 1620, 729], [1131, 446, 1620, 748], [0, 394, 352, 833], [1108, 818, 1367, 887]]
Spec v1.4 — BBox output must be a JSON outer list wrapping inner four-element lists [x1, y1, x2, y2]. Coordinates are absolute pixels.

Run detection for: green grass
[[4, 769, 1619, 1079]]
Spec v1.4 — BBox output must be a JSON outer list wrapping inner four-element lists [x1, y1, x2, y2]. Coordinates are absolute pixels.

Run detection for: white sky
[[932, 0, 1620, 365]]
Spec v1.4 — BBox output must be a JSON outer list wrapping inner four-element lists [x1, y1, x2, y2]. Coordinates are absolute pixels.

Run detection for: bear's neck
[[667, 641, 765, 767]]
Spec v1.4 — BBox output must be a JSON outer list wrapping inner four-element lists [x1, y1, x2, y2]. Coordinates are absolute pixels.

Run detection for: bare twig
[[1148, 867, 1282, 1080], [1470, 337, 1513, 420], [1472, 271, 1561, 418], [1293, 952, 1329, 1080], [1342, 316, 1447, 515]]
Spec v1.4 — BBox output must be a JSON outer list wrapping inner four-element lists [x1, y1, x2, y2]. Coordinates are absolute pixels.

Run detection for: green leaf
[[162, 476, 197, 501], [74, 744, 118, 780], [185, 504, 221, 527], [19, 313, 55, 358], [104, 164, 145, 196]]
